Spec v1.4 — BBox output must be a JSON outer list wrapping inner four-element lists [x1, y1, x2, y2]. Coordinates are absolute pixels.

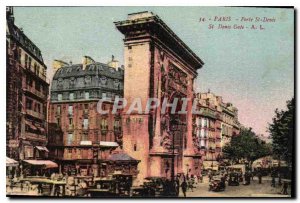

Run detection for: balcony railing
[[26, 109, 45, 120], [23, 85, 47, 100], [25, 132, 47, 141]]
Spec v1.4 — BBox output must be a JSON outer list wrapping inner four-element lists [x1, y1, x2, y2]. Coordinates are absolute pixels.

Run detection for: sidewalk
[[179, 176, 292, 197]]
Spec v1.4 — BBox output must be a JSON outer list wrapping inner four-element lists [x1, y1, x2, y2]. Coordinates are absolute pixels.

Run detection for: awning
[[23, 160, 58, 168], [35, 146, 49, 152], [6, 157, 18, 167], [108, 152, 138, 162], [80, 141, 92, 146], [100, 141, 119, 148]]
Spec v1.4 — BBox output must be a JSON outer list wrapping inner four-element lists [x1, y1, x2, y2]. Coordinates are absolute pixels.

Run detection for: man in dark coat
[[181, 178, 187, 197]]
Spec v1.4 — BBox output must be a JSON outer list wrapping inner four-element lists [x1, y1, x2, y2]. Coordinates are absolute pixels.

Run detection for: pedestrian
[[271, 176, 276, 187], [188, 176, 194, 192], [278, 173, 282, 186], [194, 174, 198, 185], [181, 178, 187, 197], [258, 171, 262, 184], [175, 176, 180, 196], [282, 182, 288, 195], [208, 171, 213, 182], [38, 183, 43, 194]]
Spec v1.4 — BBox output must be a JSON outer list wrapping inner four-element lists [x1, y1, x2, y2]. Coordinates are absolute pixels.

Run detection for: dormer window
[[84, 76, 91, 85], [100, 76, 107, 85], [85, 92, 90, 99], [57, 94, 62, 101], [88, 65, 95, 71], [114, 79, 120, 89], [57, 78, 63, 88]]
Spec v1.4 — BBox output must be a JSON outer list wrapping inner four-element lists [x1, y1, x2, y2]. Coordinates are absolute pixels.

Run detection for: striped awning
[[23, 160, 58, 168], [35, 146, 49, 152], [100, 141, 119, 147], [6, 157, 18, 167], [80, 141, 92, 146]]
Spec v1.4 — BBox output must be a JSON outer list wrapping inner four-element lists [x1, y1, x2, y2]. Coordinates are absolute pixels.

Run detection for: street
[[179, 176, 291, 198]]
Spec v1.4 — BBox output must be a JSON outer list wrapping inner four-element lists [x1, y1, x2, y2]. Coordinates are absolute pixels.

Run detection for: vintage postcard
[[6, 6, 295, 198]]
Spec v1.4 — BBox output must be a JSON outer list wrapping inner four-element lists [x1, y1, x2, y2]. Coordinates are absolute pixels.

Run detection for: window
[[24, 146, 33, 158], [35, 82, 41, 91], [84, 104, 89, 115], [102, 93, 106, 99], [56, 118, 61, 126], [204, 119, 207, 127], [34, 63, 37, 74], [85, 92, 89, 99], [36, 103, 41, 113], [68, 105, 73, 116], [18, 48, 21, 63], [114, 120, 121, 132], [57, 105, 61, 115], [69, 118, 73, 125], [69, 93, 74, 100], [25, 54, 28, 68], [69, 78, 76, 88], [67, 134, 73, 145], [82, 133, 88, 141], [26, 99, 32, 110], [26, 76, 33, 87], [28, 57, 32, 69], [83, 118, 89, 129], [57, 94, 62, 101], [101, 118, 108, 131]]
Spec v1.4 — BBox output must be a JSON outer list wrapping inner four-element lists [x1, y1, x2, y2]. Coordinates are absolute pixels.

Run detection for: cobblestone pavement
[[179, 176, 292, 198]]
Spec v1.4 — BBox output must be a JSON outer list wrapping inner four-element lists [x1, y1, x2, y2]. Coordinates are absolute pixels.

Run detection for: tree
[[223, 127, 271, 166], [268, 97, 294, 166]]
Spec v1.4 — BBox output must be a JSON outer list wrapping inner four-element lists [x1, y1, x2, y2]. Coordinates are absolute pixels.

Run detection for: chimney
[[107, 55, 119, 70], [82, 56, 95, 70], [53, 60, 69, 71]]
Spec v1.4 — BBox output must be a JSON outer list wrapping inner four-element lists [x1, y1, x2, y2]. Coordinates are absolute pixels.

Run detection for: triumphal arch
[[115, 11, 204, 184]]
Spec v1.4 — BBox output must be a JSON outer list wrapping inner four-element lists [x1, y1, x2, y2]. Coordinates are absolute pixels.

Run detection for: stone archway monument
[[115, 11, 204, 184]]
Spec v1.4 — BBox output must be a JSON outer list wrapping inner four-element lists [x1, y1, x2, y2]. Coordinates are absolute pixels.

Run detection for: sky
[[12, 7, 294, 137]]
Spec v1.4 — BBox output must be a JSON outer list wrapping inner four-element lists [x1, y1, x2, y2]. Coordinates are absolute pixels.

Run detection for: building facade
[[6, 7, 49, 167], [194, 92, 240, 169], [115, 12, 204, 183], [48, 56, 139, 177]]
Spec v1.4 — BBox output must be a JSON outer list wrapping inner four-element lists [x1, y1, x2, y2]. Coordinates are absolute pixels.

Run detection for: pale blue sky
[[13, 7, 294, 136]]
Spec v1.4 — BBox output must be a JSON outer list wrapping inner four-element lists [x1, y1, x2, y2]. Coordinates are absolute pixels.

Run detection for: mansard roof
[[53, 62, 124, 80]]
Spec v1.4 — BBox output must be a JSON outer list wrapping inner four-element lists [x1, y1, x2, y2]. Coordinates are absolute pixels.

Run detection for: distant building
[[48, 56, 139, 177], [6, 7, 50, 166], [194, 92, 240, 169]]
